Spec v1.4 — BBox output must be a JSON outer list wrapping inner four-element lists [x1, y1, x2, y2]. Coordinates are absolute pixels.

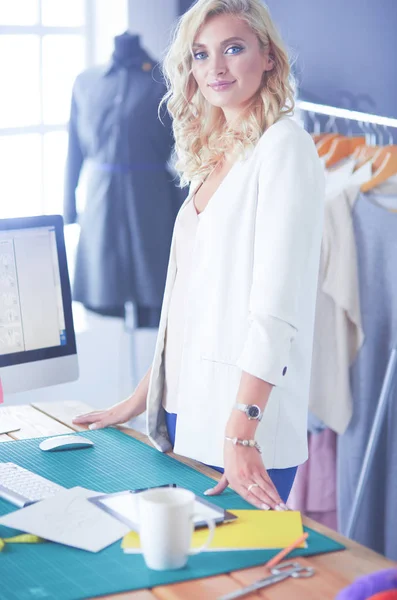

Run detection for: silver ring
[[247, 483, 259, 493]]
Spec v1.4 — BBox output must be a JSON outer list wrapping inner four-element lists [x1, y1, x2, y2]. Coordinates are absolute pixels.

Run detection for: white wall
[[90, 0, 179, 65], [93, 0, 129, 64]]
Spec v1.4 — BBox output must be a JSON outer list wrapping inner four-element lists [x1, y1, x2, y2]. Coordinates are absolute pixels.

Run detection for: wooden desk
[[0, 401, 395, 600]]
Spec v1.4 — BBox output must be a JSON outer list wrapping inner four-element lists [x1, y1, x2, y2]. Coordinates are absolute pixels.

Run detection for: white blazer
[[146, 116, 325, 469]]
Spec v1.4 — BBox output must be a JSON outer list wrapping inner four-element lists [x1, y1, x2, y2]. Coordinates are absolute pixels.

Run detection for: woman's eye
[[225, 45, 243, 55], [193, 45, 243, 60]]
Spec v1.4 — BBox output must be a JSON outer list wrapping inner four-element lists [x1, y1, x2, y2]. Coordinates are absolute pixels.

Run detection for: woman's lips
[[209, 81, 236, 91]]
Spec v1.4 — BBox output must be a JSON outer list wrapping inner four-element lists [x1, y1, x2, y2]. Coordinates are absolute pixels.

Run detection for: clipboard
[[89, 484, 237, 530]]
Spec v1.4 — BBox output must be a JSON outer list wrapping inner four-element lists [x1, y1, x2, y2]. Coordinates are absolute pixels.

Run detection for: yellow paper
[[0, 534, 45, 552], [122, 510, 305, 552]]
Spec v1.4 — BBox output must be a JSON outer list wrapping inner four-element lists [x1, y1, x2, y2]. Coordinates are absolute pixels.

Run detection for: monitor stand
[[0, 378, 21, 435]]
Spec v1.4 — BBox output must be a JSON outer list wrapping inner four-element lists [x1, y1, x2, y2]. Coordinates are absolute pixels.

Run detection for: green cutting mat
[[0, 429, 345, 600]]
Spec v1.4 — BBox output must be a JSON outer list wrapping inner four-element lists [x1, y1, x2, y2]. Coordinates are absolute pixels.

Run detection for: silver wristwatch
[[234, 402, 263, 421]]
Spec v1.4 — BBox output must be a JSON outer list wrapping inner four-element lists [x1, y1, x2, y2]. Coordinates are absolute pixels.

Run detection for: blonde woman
[[74, 0, 324, 510]]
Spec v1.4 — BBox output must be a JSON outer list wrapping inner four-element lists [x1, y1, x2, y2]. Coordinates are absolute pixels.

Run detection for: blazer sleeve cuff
[[236, 315, 297, 386]]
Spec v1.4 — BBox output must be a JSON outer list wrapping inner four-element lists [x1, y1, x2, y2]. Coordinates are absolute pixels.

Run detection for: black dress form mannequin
[[64, 33, 182, 329], [112, 32, 148, 68]]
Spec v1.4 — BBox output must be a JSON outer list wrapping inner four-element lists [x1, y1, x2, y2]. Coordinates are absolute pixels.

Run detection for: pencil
[[266, 532, 309, 569]]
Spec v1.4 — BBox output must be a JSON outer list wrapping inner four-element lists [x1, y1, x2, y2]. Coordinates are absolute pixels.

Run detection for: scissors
[[218, 561, 315, 600]]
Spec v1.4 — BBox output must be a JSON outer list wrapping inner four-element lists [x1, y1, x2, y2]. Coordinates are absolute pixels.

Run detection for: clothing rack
[[296, 100, 397, 129], [298, 99, 397, 541], [345, 346, 397, 538]]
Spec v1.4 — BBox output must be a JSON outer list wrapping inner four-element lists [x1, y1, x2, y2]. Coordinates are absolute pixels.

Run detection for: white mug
[[138, 487, 215, 570]]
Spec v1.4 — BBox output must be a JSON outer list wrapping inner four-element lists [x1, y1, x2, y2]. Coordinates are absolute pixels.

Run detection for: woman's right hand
[[72, 397, 138, 430], [73, 366, 152, 430]]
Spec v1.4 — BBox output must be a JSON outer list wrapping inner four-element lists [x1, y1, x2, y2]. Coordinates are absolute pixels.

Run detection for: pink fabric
[[287, 429, 337, 530]]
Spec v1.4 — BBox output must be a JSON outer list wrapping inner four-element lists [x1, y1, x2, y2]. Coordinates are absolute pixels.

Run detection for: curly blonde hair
[[161, 0, 295, 187]]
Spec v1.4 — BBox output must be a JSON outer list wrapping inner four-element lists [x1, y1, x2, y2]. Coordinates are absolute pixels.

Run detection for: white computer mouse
[[39, 435, 95, 452]]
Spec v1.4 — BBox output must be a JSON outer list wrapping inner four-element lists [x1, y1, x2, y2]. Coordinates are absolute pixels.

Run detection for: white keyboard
[[0, 462, 66, 508]]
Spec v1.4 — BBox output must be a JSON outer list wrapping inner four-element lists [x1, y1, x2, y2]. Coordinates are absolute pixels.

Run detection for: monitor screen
[[0, 215, 78, 394], [0, 225, 67, 355]]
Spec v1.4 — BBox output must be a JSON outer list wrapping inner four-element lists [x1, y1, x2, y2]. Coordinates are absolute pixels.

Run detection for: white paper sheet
[[0, 418, 21, 434], [0, 486, 130, 552]]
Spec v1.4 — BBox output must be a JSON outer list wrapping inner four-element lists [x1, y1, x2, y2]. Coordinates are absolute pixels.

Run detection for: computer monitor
[[0, 215, 79, 399]]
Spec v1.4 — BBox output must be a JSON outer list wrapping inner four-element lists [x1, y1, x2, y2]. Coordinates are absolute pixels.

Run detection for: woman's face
[[191, 13, 273, 122]]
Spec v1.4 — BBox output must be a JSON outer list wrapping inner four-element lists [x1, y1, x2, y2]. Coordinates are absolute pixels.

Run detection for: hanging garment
[[309, 174, 397, 434], [64, 47, 182, 325], [288, 411, 334, 529], [293, 163, 373, 524], [290, 181, 359, 526], [287, 429, 337, 529], [307, 412, 326, 434], [295, 159, 385, 527], [309, 185, 364, 434], [338, 187, 397, 560], [324, 157, 356, 199]]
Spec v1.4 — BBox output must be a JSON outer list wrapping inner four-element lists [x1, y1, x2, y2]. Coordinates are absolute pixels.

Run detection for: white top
[[146, 116, 325, 469], [163, 201, 199, 413]]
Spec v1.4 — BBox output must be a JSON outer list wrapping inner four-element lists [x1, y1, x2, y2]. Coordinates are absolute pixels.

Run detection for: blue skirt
[[165, 411, 297, 504]]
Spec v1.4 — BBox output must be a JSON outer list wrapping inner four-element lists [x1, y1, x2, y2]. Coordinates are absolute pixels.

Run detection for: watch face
[[247, 405, 260, 419]]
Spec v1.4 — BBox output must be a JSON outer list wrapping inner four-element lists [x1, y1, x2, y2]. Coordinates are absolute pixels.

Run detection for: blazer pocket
[[201, 355, 238, 368]]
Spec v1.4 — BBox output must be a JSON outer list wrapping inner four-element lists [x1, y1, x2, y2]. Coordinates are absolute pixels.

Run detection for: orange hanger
[[371, 144, 397, 163], [351, 145, 364, 161], [353, 145, 379, 171], [312, 133, 327, 144], [360, 145, 397, 192], [325, 136, 366, 168], [316, 133, 341, 157]]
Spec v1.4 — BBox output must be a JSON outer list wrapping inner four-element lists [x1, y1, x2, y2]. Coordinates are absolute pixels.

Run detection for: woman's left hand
[[204, 440, 288, 511]]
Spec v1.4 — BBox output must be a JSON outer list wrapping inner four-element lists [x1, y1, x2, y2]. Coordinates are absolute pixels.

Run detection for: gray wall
[[266, 0, 397, 118], [178, 0, 397, 118], [128, 0, 178, 60]]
